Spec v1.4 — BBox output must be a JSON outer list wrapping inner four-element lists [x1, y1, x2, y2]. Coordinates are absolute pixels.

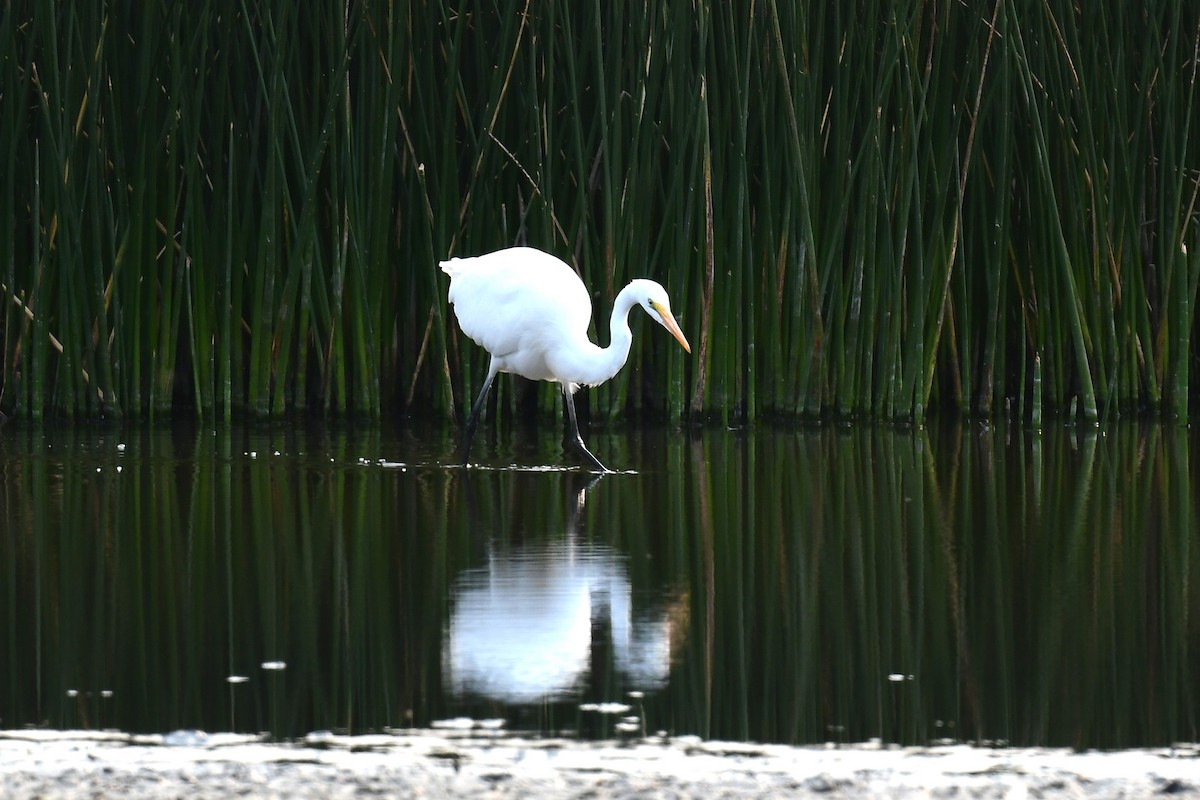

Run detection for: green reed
[[1, 1, 1197, 422]]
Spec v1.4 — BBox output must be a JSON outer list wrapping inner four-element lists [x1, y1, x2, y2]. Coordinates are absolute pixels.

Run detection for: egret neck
[[551, 281, 651, 392]]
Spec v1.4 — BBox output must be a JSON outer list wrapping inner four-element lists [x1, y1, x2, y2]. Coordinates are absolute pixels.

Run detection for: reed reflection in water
[[0, 421, 1196, 748]]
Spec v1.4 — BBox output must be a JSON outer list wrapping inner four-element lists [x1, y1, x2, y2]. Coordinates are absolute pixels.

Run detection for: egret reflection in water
[[444, 477, 676, 703]]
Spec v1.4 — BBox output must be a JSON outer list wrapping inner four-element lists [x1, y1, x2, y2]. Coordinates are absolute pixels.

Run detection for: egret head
[[630, 279, 691, 354]]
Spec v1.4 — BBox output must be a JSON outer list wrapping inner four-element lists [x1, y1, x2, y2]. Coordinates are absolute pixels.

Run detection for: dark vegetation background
[[1, 1, 1198, 423]]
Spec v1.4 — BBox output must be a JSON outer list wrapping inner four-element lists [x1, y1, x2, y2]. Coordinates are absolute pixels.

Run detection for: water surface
[[1, 420, 1196, 748]]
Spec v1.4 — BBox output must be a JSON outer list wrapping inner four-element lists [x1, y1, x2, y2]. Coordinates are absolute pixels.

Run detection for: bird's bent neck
[[560, 284, 642, 391]]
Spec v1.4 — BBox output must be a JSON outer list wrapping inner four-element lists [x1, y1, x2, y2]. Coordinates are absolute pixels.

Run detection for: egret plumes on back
[[441, 246, 691, 472]]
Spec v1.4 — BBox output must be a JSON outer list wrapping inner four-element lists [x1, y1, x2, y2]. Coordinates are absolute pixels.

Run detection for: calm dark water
[[1, 419, 1197, 748]]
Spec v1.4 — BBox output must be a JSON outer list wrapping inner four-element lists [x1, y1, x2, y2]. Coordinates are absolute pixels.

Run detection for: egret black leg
[[563, 388, 609, 473], [461, 369, 496, 467]]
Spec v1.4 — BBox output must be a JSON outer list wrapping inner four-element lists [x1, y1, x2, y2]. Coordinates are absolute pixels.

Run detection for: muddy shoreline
[[2, 727, 1198, 798]]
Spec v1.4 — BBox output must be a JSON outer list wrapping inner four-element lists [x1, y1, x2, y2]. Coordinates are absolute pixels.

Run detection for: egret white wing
[[441, 247, 594, 364]]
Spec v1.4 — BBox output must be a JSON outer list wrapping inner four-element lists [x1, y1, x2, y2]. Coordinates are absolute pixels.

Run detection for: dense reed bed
[[1, 1, 1198, 422]]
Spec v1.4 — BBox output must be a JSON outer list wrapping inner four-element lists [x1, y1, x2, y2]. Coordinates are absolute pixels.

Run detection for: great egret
[[441, 246, 691, 472]]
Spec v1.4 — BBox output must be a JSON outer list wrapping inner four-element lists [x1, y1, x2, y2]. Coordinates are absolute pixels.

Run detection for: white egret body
[[441, 246, 690, 471]]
